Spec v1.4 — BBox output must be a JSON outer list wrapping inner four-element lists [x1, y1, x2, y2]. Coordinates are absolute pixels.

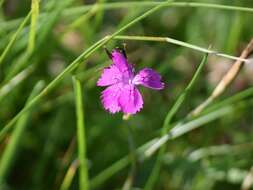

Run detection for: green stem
[[0, 66, 33, 103], [60, 159, 79, 190], [122, 123, 137, 190], [0, 11, 31, 66], [115, 35, 248, 63], [27, 0, 40, 53], [144, 54, 208, 190], [72, 76, 89, 190]]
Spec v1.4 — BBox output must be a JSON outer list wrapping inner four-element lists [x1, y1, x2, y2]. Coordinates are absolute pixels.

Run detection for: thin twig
[[190, 38, 253, 117]]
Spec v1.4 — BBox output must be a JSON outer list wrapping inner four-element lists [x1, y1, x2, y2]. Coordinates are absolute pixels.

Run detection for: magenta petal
[[119, 85, 143, 114], [111, 50, 134, 79], [98, 49, 165, 114], [101, 84, 122, 113], [97, 65, 122, 86], [132, 68, 164, 90]]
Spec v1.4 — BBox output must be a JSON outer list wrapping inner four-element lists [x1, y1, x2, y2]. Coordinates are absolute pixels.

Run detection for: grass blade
[[60, 159, 79, 190], [72, 76, 89, 190], [115, 35, 248, 63], [5, 0, 73, 81], [0, 11, 31, 66], [91, 157, 129, 188], [144, 53, 208, 190], [27, 0, 40, 53], [0, 66, 33, 103]]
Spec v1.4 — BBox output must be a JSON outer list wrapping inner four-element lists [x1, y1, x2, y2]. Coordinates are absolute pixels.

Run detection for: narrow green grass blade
[[72, 76, 89, 190], [27, 0, 40, 53], [0, 66, 33, 103], [115, 35, 247, 63], [94, 0, 106, 29], [0, 0, 171, 142], [0, 80, 44, 183], [0, 11, 31, 66], [163, 54, 208, 132], [5, 0, 73, 81], [91, 157, 129, 188], [225, 11, 243, 54], [144, 54, 208, 190], [188, 142, 253, 161], [60, 159, 79, 190]]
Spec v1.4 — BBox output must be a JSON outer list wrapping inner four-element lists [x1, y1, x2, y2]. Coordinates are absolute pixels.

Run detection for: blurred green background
[[0, 0, 253, 190]]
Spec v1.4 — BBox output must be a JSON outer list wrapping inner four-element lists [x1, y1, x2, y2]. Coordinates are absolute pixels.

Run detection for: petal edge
[[133, 68, 164, 90]]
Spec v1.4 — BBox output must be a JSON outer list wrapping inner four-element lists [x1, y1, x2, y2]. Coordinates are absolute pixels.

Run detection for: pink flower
[[97, 48, 164, 114]]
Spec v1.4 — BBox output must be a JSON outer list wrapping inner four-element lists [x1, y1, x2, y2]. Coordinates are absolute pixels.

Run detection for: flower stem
[[114, 35, 249, 63], [122, 120, 137, 190]]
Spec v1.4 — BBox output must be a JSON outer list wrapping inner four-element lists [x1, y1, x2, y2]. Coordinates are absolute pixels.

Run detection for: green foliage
[[0, 1, 253, 190]]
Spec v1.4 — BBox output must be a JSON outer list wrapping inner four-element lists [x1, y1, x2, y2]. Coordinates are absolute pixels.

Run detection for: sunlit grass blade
[[27, 0, 40, 53], [0, 0, 171, 142], [5, 0, 73, 81], [0, 66, 33, 103], [0, 11, 31, 66], [144, 53, 208, 190], [72, 76, 89, 190], [0, 80, 44, 183], [144, 98, 253, 159], [60, 159, 79, 190], [188, 142, 253, 161]]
